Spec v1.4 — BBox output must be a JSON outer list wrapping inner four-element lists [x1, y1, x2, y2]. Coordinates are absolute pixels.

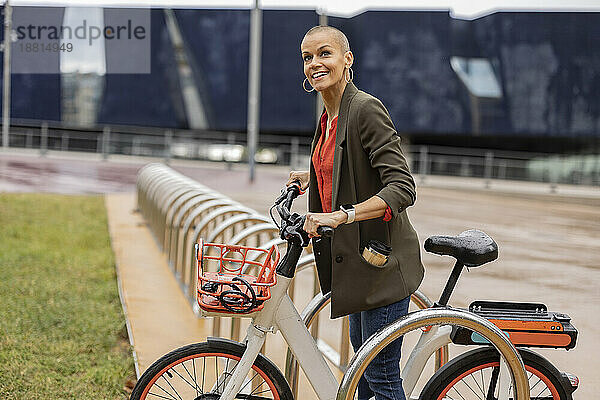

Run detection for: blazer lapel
[[331, 83, 358, 210]]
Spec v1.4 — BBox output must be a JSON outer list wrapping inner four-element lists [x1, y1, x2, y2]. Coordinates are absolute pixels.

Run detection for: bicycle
[[130, 183, 578, 400]]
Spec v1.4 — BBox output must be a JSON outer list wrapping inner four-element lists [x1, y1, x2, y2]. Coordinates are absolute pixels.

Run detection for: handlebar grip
[[288, 180, 306, 195], [317, 226, 334, 238]]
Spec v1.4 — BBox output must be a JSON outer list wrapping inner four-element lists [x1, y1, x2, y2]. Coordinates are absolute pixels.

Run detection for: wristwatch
[[340, 204, 356, 224]]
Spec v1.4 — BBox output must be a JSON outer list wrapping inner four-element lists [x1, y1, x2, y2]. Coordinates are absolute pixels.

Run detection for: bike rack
[[164, 190, 212, 251], [136, 164, 288, 340], [135, 164, 448, 388], [337, 308, 530, 400], [168, 194, 224, 267], [176, 199, 237, 283], [204, 214, 272, 244]]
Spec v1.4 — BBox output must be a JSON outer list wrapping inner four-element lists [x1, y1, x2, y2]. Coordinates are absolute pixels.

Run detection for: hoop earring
[[302, 78, 315, 93], [345, 67, 354, 83]]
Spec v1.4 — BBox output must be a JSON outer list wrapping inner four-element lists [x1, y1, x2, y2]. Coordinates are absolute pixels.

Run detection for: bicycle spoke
[[425, 350, 563, 400], [169, 365, 199, 392], [134, 345, 282, 400], [249, 379, 267, 396], [528, 373, 544, 395], [215, 358, 235, 393], [449, 386, 469, 400], [182, 360, 201, 394], [192, 357, 200, 397], [147, 391, 178, 400], [239, 370, 261, 393], [477, 368, 486, 397], [469, 370, 484, 395], [153, 382, 180, 400], [461, 373, 484, 398], [160, 375, 184, 400], [235, 394, 273, 400], [202, 355, 206, 393]]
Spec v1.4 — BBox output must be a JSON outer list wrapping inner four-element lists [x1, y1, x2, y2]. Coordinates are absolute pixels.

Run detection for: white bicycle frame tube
[[217, 275, 339, 400], [215, 271, 463, 400], [276, 294, 338, 400], [402, 324, 453, 397]]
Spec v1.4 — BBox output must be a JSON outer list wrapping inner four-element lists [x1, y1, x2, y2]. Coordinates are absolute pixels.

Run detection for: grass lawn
[[0, 193, 134, 399]]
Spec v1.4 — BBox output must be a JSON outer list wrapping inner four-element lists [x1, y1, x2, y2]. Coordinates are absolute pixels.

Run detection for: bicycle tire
[[130, 338, 293, 400], [419, 347, 571, 400]]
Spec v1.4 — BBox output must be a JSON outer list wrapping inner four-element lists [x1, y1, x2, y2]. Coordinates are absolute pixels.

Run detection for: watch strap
[[340, 204, 356, 224]]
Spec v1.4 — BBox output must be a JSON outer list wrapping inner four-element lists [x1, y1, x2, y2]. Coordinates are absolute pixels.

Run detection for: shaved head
[[303, 25, 350, 53]]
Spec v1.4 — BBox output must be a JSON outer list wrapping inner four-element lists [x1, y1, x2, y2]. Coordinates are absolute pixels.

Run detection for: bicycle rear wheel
[[420, 347, 571, 400], [130, 338, 293, 400]]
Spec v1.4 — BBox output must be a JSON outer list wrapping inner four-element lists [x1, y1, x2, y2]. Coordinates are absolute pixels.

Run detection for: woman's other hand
[[287, 170, 310, 190], [304, 211, 347, 237]]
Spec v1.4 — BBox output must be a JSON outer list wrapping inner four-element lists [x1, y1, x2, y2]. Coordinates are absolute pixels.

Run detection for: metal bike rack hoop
[[336, 308, 530, 400]]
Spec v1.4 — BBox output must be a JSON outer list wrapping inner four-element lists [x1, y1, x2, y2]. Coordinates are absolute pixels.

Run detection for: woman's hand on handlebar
[[286, 170, 309, 191], [304, 211, 347, 238]]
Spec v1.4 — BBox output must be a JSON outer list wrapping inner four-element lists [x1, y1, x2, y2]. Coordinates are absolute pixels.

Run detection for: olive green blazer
[[309, 82, 424, 318]]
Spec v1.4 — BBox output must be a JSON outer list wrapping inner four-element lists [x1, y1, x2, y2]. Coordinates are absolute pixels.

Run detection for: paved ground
[[2, 150, 599, 398]]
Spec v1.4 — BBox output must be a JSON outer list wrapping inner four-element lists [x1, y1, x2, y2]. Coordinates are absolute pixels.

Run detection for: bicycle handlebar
[[274, 181, 334, 246]]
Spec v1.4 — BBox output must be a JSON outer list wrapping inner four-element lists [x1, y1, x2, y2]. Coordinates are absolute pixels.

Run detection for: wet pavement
[[0, 151, 140, 194]]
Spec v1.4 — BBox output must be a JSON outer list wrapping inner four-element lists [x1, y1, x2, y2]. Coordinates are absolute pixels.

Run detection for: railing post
[[498, 160, 507, 180], [61, 133, 69, 152], [132, 136, 141, 156], [231, 319, 240, 342], [460, 158, 469, 177], [102, 126, 110, 160], [290, 137, 299, 169], [40, 122, 48, 156], [339, 316, 350, 370], [212, 317, 221, 337], [25, 129, 32, 148], [418, 146, 428, 182], [227, 132, 235, 170], [484, 151, 493, 188], [164, 130, 173, 164]]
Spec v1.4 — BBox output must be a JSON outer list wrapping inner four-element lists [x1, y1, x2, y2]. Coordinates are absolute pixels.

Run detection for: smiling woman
[[286, 25, 424, 400]]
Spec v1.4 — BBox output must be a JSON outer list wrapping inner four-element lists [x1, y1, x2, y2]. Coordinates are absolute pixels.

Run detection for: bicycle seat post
[[436, 259, 464, 307]]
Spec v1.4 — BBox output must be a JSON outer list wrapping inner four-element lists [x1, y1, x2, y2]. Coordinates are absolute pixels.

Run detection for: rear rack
[[452, 300, 578, 350]]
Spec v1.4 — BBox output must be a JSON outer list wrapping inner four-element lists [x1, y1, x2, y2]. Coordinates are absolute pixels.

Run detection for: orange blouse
[[312, 111, 392, 221]]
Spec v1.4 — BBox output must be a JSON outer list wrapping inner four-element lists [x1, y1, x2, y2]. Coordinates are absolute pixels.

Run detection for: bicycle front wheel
[[420, 347, 571, 400], [130, 339, 293, 400]]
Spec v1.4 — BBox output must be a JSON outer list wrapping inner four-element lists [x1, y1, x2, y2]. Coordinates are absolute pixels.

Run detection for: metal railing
[[5, 121, 599, 186]]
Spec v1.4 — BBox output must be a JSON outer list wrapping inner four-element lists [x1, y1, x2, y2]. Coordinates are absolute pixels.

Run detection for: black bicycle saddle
[[424, 229, 498, 267]]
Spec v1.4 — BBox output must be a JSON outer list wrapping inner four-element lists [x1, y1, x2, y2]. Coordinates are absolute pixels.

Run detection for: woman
[[287, 26, 424, 400]]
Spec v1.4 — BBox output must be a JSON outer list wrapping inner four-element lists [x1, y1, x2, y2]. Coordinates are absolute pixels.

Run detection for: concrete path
[[105, 192, 210, 374]]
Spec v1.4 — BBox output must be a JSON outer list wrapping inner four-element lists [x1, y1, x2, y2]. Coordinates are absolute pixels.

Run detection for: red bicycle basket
[[196, 239, 279, 315]]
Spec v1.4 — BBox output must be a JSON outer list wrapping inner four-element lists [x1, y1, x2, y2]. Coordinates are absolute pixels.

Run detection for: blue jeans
[[348, 296, 411, 400]]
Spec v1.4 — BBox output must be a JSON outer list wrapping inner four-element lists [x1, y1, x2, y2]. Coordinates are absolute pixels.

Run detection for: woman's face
[[301, 31, 353, 93]]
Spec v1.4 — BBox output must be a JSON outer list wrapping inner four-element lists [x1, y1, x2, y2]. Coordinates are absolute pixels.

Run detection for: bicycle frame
[[206, 268, 517, 400], [200, 188, 527, 400]]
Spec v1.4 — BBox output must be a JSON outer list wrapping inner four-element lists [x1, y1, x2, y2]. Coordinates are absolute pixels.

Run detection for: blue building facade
[[1, 7, 599, 139]]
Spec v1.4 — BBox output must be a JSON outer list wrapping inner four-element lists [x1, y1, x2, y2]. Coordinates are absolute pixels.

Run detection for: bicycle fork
[[217, 324, 269, 400]]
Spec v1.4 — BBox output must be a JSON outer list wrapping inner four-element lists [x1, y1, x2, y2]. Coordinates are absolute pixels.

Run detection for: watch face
[[341, 204, 354, 211]]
